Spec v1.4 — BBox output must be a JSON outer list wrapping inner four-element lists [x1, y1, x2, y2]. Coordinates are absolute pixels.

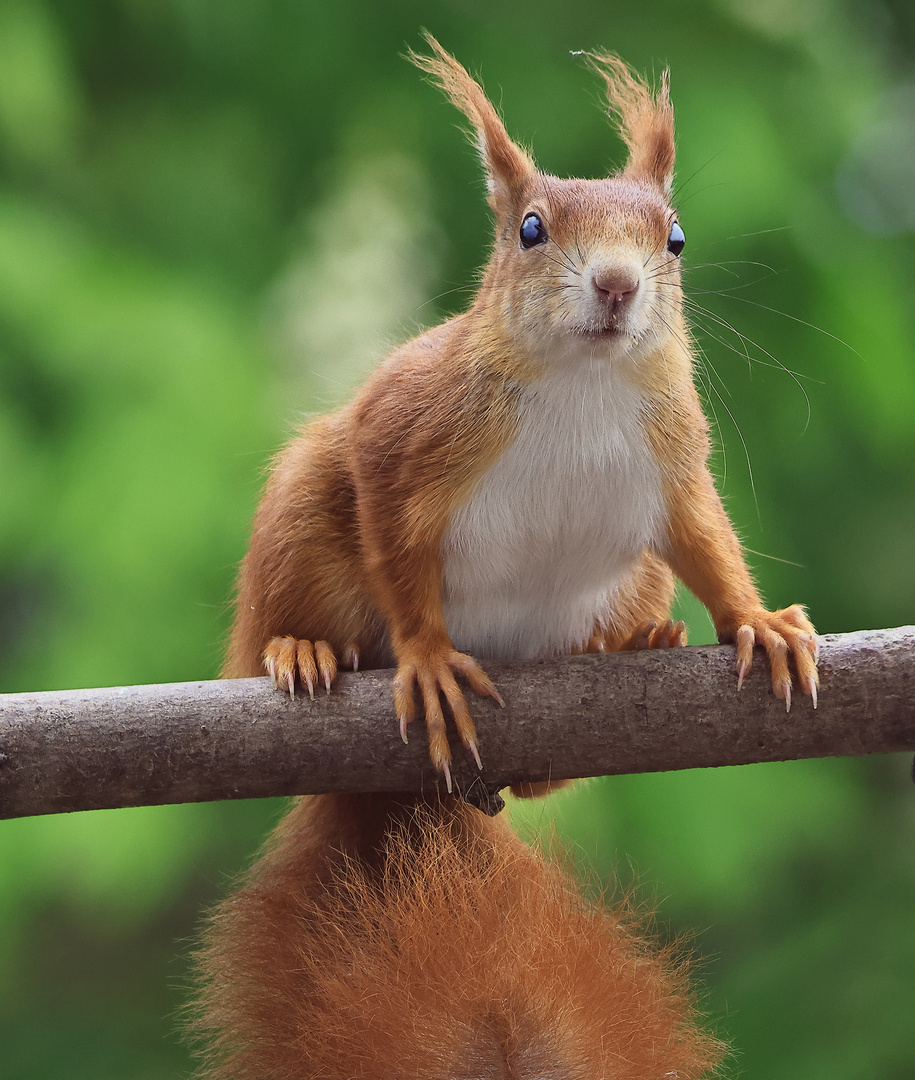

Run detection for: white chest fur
[[441, 358, 667, 659]]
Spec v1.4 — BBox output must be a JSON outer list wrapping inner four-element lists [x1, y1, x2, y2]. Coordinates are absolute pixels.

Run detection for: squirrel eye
[[519, 212, 548, 249], [667, 220, 685, 257]]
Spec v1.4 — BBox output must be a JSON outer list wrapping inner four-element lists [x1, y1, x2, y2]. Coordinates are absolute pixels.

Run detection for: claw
[[468, 739, 483, 771], [806, 677, 818, 709], [783, 682, 792, 713], [399, 714, 409, 744], [268, 657, 277, 686], [286, 672, 295, 699], [441, 759, 453, 795], [736, 660, 750, 692], [314, 641, 337, 695]]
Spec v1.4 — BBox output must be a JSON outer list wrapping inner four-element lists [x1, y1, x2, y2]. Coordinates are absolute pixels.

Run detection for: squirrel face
[[489, 175, 685, 361], [412, 39, 683, 369]]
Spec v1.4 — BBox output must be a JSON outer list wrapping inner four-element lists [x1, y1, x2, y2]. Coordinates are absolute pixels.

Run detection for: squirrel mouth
[[574, 322, 627, 340], [573, 307, 634, 339]]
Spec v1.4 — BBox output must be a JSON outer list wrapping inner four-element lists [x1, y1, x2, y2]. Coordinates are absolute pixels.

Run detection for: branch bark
[[1, 627, 913, 819]]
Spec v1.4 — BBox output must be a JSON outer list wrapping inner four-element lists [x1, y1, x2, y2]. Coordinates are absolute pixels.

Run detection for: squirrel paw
[[585, 618, 687, 653], [719, 605, 819, 710], [264, 636, 357, 699], [392, 647, 504, 793], [620, 618, 688, 651]]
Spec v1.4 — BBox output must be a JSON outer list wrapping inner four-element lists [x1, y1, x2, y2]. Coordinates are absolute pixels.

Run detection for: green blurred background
[[1, 0, 913, 1077]]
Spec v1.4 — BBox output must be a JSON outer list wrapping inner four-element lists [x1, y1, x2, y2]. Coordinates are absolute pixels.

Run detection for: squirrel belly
[[441, 353, 668, 659]]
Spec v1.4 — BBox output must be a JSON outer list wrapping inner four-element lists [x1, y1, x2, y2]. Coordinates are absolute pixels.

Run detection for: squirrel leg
[[584, 550, 682, 654], [515, 555, 681, 801], [662, 467, 819, 707], [516, 558, 682, 802]]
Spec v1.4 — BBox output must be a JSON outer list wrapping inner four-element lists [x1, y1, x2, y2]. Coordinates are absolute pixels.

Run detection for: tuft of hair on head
[[581, 51, 675, 198], [406, 30, 536, 215]]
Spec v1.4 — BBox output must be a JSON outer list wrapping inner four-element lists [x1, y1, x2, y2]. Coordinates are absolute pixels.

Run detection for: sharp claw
[[807, 677, 818, 709], [737, 661, 750, 692], [492, 688, 506, 708], [286, 673, 295, 699], [441, 760, 453, 795], [304, 675, 315, 701], [784, 683, 792, 713], [352, 652, 359, 672], [399, 715, 409, 744], [323, 671, 332, 695], [268, 657, 277, 686], [468, 740, 483, 771]]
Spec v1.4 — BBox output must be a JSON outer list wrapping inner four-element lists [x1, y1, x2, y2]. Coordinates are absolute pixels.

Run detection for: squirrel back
[[192, 793, 724, 1080]]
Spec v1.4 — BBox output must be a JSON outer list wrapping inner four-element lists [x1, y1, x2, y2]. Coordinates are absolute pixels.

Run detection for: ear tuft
[[407, 32, 536, 214], [583, 53, 675, 197]]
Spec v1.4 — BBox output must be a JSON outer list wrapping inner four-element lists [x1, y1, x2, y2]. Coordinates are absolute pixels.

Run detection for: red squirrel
[[193, 39, 814, 1077], [223, 35, 818, 786]]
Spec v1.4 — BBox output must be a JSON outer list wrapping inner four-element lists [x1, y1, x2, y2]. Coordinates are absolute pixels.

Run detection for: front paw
[[718, 605, 818, 710], [392, 645, 504, 792], [264, 636, 344, 699]]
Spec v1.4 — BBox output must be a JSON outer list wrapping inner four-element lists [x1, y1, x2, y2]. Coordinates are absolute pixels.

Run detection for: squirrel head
[[410, 35, 686, 366]]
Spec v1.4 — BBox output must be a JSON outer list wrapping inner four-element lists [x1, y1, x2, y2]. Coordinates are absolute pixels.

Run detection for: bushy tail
[[190, 794, 724, 1080]]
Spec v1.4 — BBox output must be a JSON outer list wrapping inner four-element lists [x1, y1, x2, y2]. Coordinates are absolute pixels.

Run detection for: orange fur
[[585, 53, 676, 196], [224, 38, 817, 775], [192, 794, 725, 1079], [408, 32, 536, 214], [198, 43, 826, 1074]]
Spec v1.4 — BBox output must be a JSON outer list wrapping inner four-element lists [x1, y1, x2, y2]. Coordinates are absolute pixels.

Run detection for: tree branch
[[1, 627, 913, 819]]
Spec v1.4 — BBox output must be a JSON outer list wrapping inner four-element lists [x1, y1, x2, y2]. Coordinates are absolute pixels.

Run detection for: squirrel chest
[[440, 358, 666, 659]]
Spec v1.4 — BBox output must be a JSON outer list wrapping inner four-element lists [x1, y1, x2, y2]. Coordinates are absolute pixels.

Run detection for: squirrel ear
[[584, 54, 675, 198], [408, 33, 536, 214]]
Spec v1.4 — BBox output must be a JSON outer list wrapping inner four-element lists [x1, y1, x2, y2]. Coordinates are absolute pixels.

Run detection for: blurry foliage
[[0, 0, 913, 1077]]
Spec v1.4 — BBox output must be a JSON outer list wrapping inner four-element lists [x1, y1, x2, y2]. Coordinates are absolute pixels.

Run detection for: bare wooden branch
[[0, 627, 913, 819]]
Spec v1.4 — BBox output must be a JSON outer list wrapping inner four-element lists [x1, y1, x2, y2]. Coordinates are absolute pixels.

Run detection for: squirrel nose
[[591, 268, 640, 312]]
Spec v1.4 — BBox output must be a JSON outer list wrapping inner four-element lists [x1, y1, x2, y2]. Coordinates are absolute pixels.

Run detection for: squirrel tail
[[190, 793, 725, 1080]]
